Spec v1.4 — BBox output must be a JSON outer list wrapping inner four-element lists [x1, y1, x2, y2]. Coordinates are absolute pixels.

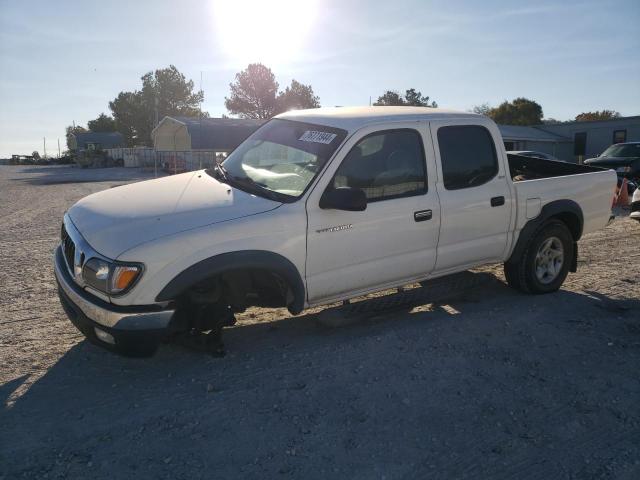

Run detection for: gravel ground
[[1, 164, 639, 479]]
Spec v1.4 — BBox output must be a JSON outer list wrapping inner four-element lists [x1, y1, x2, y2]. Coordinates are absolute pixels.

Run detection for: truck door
[[429, 120, 513, 272], [305, 123, 441, 304]]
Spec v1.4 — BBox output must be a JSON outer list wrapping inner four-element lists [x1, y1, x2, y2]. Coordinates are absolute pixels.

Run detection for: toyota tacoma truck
[[54, 107, 617, 356]]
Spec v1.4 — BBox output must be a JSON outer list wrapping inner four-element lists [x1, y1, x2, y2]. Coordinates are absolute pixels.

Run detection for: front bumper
[[54, 246, 175, 347]]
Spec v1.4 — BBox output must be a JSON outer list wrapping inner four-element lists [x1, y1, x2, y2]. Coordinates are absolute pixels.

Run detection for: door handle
[[414, 210, 432, 222], [491, 196, 505, 207]]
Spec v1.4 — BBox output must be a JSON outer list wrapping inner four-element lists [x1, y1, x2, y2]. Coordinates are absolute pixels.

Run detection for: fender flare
[[155, 250, 306, 314], [507, 199, 583, 271]]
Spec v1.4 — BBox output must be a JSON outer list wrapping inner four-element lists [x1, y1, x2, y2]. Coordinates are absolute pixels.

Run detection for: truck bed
[[508, 154, 617, 238], [508, 154, 604, 182]]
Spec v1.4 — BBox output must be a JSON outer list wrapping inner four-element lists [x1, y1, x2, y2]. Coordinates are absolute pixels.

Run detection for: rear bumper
[[54, 246, 174, 347]]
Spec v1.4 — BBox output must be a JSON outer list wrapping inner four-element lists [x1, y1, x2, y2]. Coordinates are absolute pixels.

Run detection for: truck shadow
[[2, 275, 639, 476]]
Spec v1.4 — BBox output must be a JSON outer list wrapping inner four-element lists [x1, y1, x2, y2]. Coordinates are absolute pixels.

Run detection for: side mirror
[[319, 187, 367, 211]]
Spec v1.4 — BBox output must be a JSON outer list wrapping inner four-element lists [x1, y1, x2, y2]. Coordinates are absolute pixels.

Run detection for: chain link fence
[[104, 148, 223, 176]]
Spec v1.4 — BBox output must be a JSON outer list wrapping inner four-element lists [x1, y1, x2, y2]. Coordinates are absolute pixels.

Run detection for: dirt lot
[[1, 165, 639, 479]]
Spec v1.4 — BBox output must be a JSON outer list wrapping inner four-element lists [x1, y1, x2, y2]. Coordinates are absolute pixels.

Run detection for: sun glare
[[212, 0, 318, 67]]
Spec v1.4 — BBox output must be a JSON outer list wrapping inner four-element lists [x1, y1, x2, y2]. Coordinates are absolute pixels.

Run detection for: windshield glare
[[601, 143, 640, 158], [222, 119, 347, 200]]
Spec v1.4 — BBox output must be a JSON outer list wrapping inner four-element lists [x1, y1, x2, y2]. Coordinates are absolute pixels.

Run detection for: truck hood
[[67, 170, 281, 259]]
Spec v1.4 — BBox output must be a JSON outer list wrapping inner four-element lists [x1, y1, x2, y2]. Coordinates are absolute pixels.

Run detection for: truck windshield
[[217, 119, 347, 202], [600, 143, 640, 158]]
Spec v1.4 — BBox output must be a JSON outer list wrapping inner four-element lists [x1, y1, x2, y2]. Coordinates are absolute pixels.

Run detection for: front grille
[[631, 201, 640, 213], [61, 223, 76, 273]]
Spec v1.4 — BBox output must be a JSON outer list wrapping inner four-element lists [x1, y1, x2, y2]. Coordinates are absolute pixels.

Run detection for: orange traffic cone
[[615, 177, 630, 207]]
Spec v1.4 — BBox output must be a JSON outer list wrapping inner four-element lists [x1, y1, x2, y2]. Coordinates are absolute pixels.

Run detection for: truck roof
[[276, 106, 482, 132]]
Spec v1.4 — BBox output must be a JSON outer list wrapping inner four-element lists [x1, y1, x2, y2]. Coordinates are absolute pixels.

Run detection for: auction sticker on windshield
[[299, 131, 337, 144]]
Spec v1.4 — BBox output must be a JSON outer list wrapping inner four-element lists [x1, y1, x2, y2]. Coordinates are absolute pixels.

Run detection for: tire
[[504, 220, 574, 294]]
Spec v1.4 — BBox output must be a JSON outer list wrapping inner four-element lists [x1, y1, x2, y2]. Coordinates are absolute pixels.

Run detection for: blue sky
[[0, 0, 638, 157]]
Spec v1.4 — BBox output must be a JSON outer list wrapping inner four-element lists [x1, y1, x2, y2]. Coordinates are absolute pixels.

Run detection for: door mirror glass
[[319, 187, 367, 211]]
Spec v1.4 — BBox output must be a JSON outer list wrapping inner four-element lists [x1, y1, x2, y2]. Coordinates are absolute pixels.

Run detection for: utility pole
[[199, 70, 203, 169], [57, 138, 61, 158], [43, 137, 47, 158], [154, 96, 159, 127]]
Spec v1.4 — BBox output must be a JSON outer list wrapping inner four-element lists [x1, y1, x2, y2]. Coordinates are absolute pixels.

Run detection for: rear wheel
[[504, 221, 573, 294]]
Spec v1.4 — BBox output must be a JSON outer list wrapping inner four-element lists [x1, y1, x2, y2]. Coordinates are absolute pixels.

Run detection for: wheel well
[[507, 200, 583, 266], [549, 212, 581, 240], [156, 250, 306, 315], [183, 268, 294, 312]]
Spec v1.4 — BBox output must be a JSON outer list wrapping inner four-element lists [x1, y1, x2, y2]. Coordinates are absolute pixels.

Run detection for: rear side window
[[331, 129, 427, 202], [437, 125, 499, 190]]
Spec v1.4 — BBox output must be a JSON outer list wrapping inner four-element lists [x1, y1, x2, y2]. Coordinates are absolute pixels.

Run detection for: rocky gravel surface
[[1, 165, 639, 479]]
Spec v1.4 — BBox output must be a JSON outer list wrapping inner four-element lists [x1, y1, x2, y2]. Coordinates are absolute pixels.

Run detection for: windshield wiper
[[208, 163, 289, 202], [206, 163, 228, 183], [214, 162, 228, 181], [226, 174, 285, 202]]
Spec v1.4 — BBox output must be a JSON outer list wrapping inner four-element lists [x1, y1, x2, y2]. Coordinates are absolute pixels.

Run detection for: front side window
[[330, 129, 427, 202], [437, 125, 498, 190], [219, 119, 347, 201]]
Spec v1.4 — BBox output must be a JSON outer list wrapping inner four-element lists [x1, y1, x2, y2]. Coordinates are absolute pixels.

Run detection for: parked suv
[[584, 142, 640, 183]]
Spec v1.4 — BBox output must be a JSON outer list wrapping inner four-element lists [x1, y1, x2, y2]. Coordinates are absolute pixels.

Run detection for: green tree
[[32, 151, 40, 160], [575, 110, 620, 122], [88, 113, 116, 132], [225, 63, 280, 119], [471, 103, 492, 116], [404, 88, 437, 107], [109, 65, 205, 146], [140, 66, 203, 119], [488, 98, 543, 125], [225, 64, 322, 118], [65, 125, 87, 151], [277, 79, 320, 113], [109, 92, 143, 146], [374, 90, 405, 106], [374, 89, 437, 107]]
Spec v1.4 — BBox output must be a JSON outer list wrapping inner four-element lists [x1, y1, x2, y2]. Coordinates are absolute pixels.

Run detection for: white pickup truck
[[54, 107, 616, 356]]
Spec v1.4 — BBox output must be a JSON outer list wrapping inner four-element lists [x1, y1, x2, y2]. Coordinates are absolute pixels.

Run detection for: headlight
[[83, 258, 111, 292], [82, 259, 142, 295]]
